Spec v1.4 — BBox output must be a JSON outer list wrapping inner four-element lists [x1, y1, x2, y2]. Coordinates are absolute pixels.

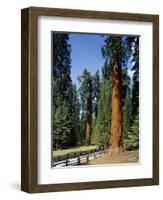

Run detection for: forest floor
[[88, 150, 139, 165]]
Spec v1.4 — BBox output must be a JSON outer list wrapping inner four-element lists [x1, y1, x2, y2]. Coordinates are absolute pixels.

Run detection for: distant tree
[[126, 37, 139, 118], [92, 61, 112, 148], [92, 70, 100, 119], [78, 69, 94, 145], [122, 67, 131, 106], [123, 94, 132, 140], [79, 112, 87, 145], [71, 84, 80, 146], [131, 38, 139, 119], [121, 67, 132, 138], [124, 36, 139, 150]]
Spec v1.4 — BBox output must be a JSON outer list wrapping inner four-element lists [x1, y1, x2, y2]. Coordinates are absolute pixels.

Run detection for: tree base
[[108, 146, 124, 158]]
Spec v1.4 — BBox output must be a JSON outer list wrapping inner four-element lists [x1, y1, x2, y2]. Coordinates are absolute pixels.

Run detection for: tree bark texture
[[109, 61, 123, 156]]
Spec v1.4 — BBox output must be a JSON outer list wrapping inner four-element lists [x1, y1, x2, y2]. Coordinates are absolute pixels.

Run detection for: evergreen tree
[[123, 95, 132, 140], [79, 112, 87, 145], [126, 37, 139, 118], [53, 105, 72, 149], [92, 70, 100, 119], [52, 33, 72, 111], [78, 69, 93, 145], [92, 61, 112, 147], [122, 67, 131, 106], [122, 67, 132, 139], [123, 114, 139, 150], [124, 36, 139, 150], [52, 33, 74, 149], [71, 84, 80, 146]]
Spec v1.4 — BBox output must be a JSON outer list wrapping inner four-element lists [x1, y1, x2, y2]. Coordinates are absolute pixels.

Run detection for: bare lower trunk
[[86, 83, 93, 145], [109, 61, 123, 156], [86, 119, 92, 145]]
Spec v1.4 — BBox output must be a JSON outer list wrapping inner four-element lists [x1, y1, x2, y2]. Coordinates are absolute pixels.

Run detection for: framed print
[[21, 7, 159, 193]]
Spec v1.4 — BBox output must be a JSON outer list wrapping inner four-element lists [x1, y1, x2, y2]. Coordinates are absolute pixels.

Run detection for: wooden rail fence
[[53, 147, 106, 167]]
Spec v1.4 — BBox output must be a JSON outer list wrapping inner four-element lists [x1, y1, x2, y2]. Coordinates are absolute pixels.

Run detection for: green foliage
[[122, 67, 131, 106], [78, 69, 93, 113], [122, 66, 139, 150], [53, 105, 72, 149], [123, 114, 139, 150], [79, 113, 87, 145], [123, 36, 139, 150], [122, 68, 132, 139], [123, 97, 132, 139], [92, 81, 111, 147], [102, 36, 123, 65], [52, 33, 80, 149], [52, 33, 72, 110], [126, 37, 139, 118], [78, 69, 100, 145], [92, 70, 100, 118], [92, 62, 112, 147], [71, 84, 80, 146], [78, 69, 93, 144]]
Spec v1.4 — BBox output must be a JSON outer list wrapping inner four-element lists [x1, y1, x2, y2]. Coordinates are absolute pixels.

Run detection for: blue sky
[[68, 33, 135, 88], [69, 33, 105, 86]]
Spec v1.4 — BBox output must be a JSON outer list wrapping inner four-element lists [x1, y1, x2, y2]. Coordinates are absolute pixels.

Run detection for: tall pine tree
[[52, 33, 74, 149]]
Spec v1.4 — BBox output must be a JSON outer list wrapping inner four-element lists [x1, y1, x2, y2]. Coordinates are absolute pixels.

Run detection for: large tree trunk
[[86, 90, 93, 145], [86, 118, 92, 145], [109, 61, 123, 156]]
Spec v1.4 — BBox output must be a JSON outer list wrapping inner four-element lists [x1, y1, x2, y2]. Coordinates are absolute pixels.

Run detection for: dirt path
[[88, 150, 139, 165]]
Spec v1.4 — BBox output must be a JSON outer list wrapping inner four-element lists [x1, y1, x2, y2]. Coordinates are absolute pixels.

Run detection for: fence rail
[[53, 147, 106, 167]]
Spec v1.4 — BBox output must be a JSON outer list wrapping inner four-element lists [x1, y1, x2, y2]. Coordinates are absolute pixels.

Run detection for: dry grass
[[53, 145, 97, 157], [88, 150, 139, 165]]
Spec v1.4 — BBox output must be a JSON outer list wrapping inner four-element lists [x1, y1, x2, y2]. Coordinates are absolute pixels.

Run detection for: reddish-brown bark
[[85, 80, 93, 145], [109, 61, 123, 156]]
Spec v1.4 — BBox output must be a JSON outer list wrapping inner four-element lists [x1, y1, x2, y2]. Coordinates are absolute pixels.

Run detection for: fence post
[[78, 156, 80, 165], [66, 154, 69, 166], [87, 155, 89, 162]]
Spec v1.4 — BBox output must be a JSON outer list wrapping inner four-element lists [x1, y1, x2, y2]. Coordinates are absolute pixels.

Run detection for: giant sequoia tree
[[106, 36, 124, 155]]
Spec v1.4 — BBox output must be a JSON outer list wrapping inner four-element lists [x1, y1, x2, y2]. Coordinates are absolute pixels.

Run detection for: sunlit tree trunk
[[86, 96, 93, 145], [109, 61, 123, 156]]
